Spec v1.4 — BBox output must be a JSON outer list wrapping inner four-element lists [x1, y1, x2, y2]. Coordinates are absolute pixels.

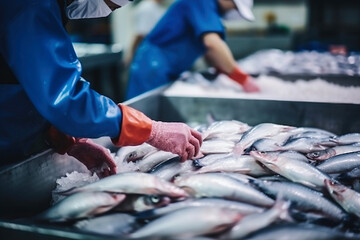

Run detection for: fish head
[[250, 151, 280, 172], [133, 195, 171, 212], [324, 179, 346, 202]]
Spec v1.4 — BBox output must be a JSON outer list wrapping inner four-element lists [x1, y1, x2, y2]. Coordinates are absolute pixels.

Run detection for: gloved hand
[[112, 105, 203, 162], [46, 126, 117, 178], [227, 67, 260, 93], [146, 121, 203, 162]]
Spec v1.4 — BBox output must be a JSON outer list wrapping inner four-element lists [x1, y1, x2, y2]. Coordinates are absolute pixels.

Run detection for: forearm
[[203, 33, 237, 74]]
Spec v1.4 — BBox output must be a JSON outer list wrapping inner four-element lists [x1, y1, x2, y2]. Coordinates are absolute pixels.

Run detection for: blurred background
[[66, 0, 360, 102]]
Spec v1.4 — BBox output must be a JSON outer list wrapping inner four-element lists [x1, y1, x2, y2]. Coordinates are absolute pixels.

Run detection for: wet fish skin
[[200, 139, 235, 155], [279, 137, 333, 153], [128, 206, 243, 239], [61, 172, 188, 198], [136, 198, 264, 220], [235, 123, 295, 154], [114, 194, 171, 212], [251, 180, 346, 221], [224, 199, 292, 239], [306, 143, 360, 161], [149, 156, 195, 181], [75, 213, 139, 236], [201, 120, 250, 141], [135, 150, 178, 172], [244, 223, 359, 240], [38, 192, 125, 222], [250, 151, 332, 189], [325, 179, 360, 218], [174, 173, 274, 207], [330, 133, 360, 145], [116, 143, 156, 163], [316, 151, 360, 174]]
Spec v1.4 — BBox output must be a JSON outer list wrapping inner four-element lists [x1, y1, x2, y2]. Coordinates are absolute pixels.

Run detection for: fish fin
[[53, 187, 79, 196]]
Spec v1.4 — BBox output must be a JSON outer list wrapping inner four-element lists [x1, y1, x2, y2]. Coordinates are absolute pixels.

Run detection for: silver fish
[[114, 194, 171, 212], [251, 151, 331, 189], [75, 213, 139, 236], [279, 137, 333, 153], [135, 150, 178, 172], [137, 198, 264, 220], [174, 173, 274, 207], [201, 120, 250, 141], [306, 143, 360, 161], [325, 179, 360, 218], [116, 143, 156, 163], [38, 192, 125, 222], [128, 206, 243, 239], [235, 123, 295, 154], [196, 154, 272, 177], [149, 157, 195, 181], [61, 172, 188, 198], [317, 151, 360, 174], [252, 180, 346, 221], [244, 223, 358, 240], [225, 200, 292, 239], [200, 139, 235, 155], [330, 133, 360, 145]]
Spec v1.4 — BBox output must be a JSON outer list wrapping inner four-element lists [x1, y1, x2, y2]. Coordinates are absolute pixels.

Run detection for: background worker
[[126, 0, 260, 100], [0, 0, 202, 177]]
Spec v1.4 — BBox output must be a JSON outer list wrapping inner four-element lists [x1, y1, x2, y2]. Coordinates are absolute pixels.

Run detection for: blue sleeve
[[0, 1, 122, 138], [185, 0, 225, 40]]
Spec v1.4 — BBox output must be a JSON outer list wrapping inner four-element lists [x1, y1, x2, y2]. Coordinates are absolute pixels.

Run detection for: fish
[[330, 133, 360, 145], [200, 139, 235, 155], [224, 199, 292, 239], [250, 151, 332, 189], [37, 192, 125, 222], [60, 172, 188, 198], [128, 206, 243, 239], [174, 173, 274, 207], [316, 151, 360, 174], [243, 223, 359, 240], [324, 179, 360, 218], [135, 150, 178, 172], [306, 143, 360, 161], [75, 213, 140, 236], [136, 198, 264, 220], [251, 180, 346, 221], [116, 143, 156, 163], [149, 156, 195, 181], [279, 137, 334, 153], [195, 154, 272, 177], [114, 194, 171, 212], [201, 120, 250, 141], [234, 123, 295, 154]]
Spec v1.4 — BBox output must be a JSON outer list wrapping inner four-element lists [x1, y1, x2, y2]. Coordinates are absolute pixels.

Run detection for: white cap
[[110, 0, 132, 7], [233, 0, 255, 21]]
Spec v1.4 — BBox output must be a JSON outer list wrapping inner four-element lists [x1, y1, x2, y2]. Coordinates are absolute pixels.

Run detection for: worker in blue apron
[[0, 0, 202, 177], [126, 0, 260, 100]]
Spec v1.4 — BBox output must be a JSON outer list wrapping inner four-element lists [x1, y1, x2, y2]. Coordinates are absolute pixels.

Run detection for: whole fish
[[337, 167, 360, 181], [251, 180, 346, 221], [316, 151, 360, 174], [128, 206, 243, 239], [60, 172, 188, 198], [325, 179, 360, 218], [174, 173, 274, 207], [75, 213, 140, 236], [330, 133, 360, 145], [201, 120, 250, 141], [279, 137, 333, 153], [196, 154, 272, 177], [224, 200, 292, 239], [306, 143, 360, 161], [234, 123, 295, 154], [37, 192, 125, 222], [135, 150, 178, 172], [116, 143, 156, 163], [200, 139, 235, 155], [149, 157, 195, 181], [193, 153, 231, 168], [250, 151, 332, 189], [287, 127, 337, 141], [245, 138, 282, 153], [244, 223, 359, 240], [136, 198, 264, 220]]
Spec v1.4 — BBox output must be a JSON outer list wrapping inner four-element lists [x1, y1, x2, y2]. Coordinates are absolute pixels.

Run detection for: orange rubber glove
[[227, 67, 260, 93], [46, 126, 117, 178], [112, 104, 202, 162]]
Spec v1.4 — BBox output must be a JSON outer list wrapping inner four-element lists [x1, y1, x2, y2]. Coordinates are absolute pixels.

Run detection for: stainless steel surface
[[1, 84, 359, 239]]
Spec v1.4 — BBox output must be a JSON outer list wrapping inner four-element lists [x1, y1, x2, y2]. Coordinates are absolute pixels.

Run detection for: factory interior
[[1, 0, 360, 239]]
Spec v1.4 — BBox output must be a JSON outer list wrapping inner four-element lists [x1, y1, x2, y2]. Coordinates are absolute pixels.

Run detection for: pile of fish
[[238, 49, 360, 76], [38, 120, 360, 239]]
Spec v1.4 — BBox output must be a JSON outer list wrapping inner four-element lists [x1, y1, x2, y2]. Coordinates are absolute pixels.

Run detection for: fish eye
[[150, 195, 160, 203]]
